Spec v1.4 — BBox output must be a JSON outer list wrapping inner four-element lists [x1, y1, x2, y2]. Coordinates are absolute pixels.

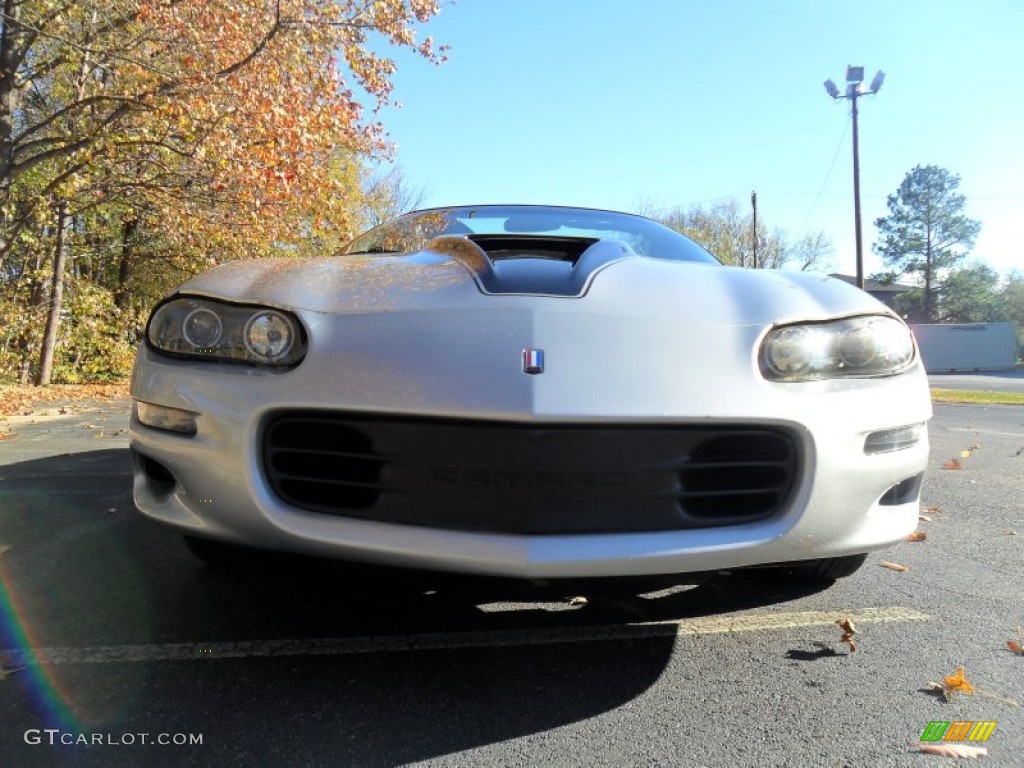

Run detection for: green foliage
[[874, 165, 981, 322], [1000, 272, 1024, 349], [51, 281, 135, 383], [935, 263, 1007, 323], [0, 275, 133, 384]]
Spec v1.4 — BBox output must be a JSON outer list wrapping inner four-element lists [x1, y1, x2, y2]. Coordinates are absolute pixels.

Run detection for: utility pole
[[750, 190, 758, 269], [823, 66, 884, 290]]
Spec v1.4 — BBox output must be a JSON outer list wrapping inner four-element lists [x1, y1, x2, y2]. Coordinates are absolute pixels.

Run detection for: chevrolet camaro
[[129, 205, 931, 582]]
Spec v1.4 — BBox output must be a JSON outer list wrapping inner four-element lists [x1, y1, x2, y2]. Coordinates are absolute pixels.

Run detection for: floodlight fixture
[[822, 65, 885, 290]]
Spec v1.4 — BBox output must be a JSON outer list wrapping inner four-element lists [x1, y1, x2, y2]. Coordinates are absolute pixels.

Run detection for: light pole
[[824, 66, 884, 290]]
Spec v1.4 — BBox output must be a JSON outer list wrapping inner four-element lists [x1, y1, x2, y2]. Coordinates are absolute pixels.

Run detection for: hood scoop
[[423, 234, 631, 297]]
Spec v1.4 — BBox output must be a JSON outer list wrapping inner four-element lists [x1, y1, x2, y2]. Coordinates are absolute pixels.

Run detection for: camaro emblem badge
[[522, 349, 544, 375]]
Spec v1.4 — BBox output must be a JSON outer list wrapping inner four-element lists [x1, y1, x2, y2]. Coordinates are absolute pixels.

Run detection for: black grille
[[262, 412, 800, 534]]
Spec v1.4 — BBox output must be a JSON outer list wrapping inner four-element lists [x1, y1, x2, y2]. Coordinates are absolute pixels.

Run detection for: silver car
[[130, 205, 931, 582]]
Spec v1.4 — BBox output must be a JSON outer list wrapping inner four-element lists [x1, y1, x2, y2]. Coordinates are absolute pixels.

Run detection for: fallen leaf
[[0, 432, 15, 441], [567, 596, 588, 607], [93, 432, 104, 438], [0, 545, 10, 556], [941, 667, 975, 699], [58, 407, 67, 415], [836, 618, 858, 653], [960, 450, 971, 459], [919, 515, 933, 522], [880, 561, 910, 572], [1006, 530, 1017, 536], [1008, 627, 1024, 655], [917, 742, 987, 759], [942, 458, 963, 470], [923, 505, 940, 514], [905, 530, 928, 542]]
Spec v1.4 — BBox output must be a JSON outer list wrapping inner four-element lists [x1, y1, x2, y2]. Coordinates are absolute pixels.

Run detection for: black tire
[[784, 553, 868, 581], [183, 535, 274, 566]]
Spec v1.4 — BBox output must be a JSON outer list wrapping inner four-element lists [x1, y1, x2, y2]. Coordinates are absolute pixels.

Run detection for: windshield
[[343, 205, 720, 264]]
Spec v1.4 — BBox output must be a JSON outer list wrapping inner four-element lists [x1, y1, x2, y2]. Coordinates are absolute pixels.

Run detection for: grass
[[931, 388, 1024, 405]]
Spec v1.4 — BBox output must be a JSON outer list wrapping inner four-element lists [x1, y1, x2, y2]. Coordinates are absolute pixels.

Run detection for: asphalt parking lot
[[928, 368, 1024, 392], [1, 397, 1022, 767]]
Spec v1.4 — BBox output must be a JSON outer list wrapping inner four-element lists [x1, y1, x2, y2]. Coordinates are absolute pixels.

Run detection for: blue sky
[[372, 0, 1022, 277]]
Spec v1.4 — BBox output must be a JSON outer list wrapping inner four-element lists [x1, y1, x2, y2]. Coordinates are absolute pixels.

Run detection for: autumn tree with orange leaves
[[0, 0, 443, 383]]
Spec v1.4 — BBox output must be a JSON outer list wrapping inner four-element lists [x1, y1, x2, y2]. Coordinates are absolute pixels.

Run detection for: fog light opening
[[135, 400, 198, 435], [879, 473, 925, 506], [864, 423, 923, 454], [140, 455, 177, 496]]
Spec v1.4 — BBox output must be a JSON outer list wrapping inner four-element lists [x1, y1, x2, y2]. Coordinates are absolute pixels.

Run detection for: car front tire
[[183, 535, 274, 566], [783, 553, 868, 581]]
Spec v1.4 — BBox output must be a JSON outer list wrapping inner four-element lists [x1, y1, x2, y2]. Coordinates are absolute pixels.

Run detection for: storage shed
[[910, 323, 1017, 372]]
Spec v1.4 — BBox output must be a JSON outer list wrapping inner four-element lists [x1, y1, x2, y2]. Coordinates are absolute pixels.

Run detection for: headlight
[[760, 315, 914, 381], [146, 297, 307, 366], [244, 311, 295, 361]]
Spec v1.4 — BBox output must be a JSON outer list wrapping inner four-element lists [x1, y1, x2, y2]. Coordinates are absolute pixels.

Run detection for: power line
[[796, 113, 850, 239]]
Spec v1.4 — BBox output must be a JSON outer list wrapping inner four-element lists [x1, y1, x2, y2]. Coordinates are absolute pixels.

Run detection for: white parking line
[[946, 427, 1024, 439], [6, 606, 928, 665]]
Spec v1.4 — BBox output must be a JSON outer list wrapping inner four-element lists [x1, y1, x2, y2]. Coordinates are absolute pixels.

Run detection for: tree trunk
[[0, 0, 25, 195], [114, 216, 138, 310], [37, 200, 70, 385]]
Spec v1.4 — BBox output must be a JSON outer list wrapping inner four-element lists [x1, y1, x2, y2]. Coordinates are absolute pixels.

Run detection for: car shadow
[[1, 447, 837, 767]]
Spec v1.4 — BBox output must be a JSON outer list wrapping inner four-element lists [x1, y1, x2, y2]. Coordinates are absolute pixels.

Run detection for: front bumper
[[129, 345, 931, 579]]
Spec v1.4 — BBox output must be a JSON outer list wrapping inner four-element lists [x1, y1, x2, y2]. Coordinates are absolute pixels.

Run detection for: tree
[[1, 1, 445, 257], [0, 1, 446, 383], [999, 271, 1024, 350], [781, 230, 834, 273], [874, 165, 980, 322], [643, 198, 833, 272], [935, 263, 1007, 323], [360, 165, 427, 228]]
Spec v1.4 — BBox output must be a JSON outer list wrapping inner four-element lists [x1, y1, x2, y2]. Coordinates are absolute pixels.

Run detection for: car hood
[[177, 246, 890, 327]]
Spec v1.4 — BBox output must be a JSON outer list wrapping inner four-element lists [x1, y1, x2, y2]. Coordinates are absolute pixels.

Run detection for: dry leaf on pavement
[[917, 742, 987, 759], [942, 458, 963, 470], [836, 618, 857, 653], [1008, 627, 1024, 656], [905, 530, 928, 542], [880, 561, 909, 572], [932, 667, 975, 701]]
